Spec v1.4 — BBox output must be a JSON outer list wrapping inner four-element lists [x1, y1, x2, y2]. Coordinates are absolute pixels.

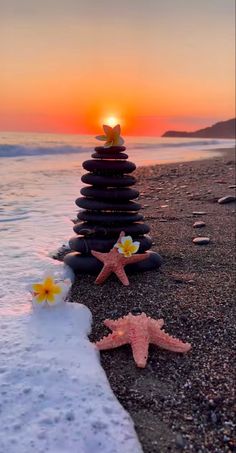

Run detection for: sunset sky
[[0, 0, 235, 136]]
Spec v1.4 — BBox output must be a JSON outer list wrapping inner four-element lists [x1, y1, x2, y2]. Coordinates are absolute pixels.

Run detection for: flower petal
[[118, 137, 125, 145], [46, 293, 55, 304], [32, 283, 43, 293], [95, 135, 106, 141], [103, 125, 113, 136], [104, 141, 114, 148], [113, 136, 124, 146], [35, 293, 46, 303], [121, 235, 132, 245], [52, 284, 62, 295], [113, 124, 121, 135], [132, 241, 140, 252], [44, 276, 54, 290], [130, 244, 139, 254]]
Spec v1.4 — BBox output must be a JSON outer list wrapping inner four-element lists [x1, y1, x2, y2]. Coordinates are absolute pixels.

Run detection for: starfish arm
[[95, 266, 112, 285], [148, 318, 165, 330], [104, 319, 122, 330], [91, 250, 106, 263], [121, 253, 149, 266], [149, 326, 191, 353], [114, 265, 129, 286], [95, 331, 128, 350], [130, 334, 149, 368]]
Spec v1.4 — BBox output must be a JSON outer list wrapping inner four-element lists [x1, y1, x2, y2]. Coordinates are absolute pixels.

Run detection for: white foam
[[0, 302, 143, 453]]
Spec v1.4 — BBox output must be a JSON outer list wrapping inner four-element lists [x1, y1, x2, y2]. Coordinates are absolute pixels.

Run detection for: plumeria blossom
[[115, 235, 140, 258], [96, 124, 124, 148], [31, 275, 71, 308]]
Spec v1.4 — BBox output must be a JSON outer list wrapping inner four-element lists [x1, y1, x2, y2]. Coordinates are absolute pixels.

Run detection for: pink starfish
[[91, 232, 148, 286], [95, 312, 191, 368]]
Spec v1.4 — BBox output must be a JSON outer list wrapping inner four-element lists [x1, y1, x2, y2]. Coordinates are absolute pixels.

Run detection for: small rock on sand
[[193, 237, 210, 245], [218, 195, 236, 204], [192, 211, 206, 216], [193, 221, 206, 228]]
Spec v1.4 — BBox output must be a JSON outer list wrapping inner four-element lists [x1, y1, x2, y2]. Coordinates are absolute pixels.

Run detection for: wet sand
[[64, 148, 236, 452]]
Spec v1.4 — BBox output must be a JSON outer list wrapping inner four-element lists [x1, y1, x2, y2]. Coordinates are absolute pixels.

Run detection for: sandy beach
[[63, 148, 235, 453]]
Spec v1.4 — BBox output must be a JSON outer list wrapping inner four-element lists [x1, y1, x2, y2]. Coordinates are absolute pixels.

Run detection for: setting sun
[[104, 116, 120, 127]]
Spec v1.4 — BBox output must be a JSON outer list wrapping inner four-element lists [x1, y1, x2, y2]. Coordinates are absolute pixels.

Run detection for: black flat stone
[[64, 250, 162, 274], [69, 235, 152, 254], [82, 160, 136, 174], [73, 222, 150, 237], [75, 197, 141, 211], [94, 146, 126, 153], [91, 152, 128, 160], [80, 187, 139, 200], [77, 211, 143, 223], [81, 173, 136, 187]]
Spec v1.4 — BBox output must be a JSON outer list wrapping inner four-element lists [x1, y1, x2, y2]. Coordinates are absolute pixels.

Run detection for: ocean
[[0, 131, 234, 314]]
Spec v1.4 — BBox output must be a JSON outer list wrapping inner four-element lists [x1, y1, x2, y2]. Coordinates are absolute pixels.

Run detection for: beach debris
[[192, 211, 206, 216], [193, 237, 210, 245], [193, 221, 206, 228], [91, 231, 148, 286], [218, 195, 236, 204], [95, 312, 191, 368], [30, 275, 71, 307], [95, 124, 124, 148]]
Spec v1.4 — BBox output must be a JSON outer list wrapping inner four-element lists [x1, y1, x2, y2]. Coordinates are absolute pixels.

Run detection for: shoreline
[[66, 147, 235, 452]]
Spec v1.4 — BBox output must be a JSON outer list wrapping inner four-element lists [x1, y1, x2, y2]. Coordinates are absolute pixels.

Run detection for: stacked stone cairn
[[64, 144, 162, 274]]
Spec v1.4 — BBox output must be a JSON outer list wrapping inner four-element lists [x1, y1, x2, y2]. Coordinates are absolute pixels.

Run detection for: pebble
[[175, 433, 186, 449], [193, 237, 210, 245], [193, 221, 206, 228], [184, 415, 193, 421], [192, 211, 206, 216], [229, 185, 236, 189], [218, 196, 236, 204]]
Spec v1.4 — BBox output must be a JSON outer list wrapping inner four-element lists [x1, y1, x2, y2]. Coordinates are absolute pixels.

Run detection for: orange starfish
[[95, 312, 191, 368], [91, 232, 148, 286]]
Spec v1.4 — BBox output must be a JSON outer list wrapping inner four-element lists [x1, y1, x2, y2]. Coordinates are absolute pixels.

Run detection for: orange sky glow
[[0, 0, 235, 136]]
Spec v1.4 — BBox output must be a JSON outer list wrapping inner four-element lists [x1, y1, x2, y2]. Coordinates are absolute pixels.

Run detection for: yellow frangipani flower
[[96, 124, 125, 148], [32, 276, 62, 305], [115, 235, 140, 258]]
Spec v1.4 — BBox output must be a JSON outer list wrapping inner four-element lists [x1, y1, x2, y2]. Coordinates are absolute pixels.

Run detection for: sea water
[[0, 131, 234, 314]]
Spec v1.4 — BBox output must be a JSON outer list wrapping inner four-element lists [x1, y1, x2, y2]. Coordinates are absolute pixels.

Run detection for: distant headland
[[162, 118, 236, 139]]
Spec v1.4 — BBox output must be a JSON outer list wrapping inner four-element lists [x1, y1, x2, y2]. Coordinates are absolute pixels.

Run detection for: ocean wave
[[0, 144, 88, 158], [128, 139, 224, 149], [0, 138, 234, 158]]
